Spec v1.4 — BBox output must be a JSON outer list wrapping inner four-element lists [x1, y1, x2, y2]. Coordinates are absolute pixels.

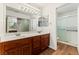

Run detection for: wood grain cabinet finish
[[17, 45, 32, 55], [0, 43, 4, 55], [32, 36, 41, 55], [0, 34, 50, 55], [40, 34, 50, 51], [4, 48, 19, 55], [32, 34, 50, 54], [1, 38, 32, 55]]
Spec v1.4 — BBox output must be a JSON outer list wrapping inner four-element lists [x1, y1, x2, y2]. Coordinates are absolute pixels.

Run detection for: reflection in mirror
[[6, 16, 30, 33], [6, 16, 17, 32], [38, 16, 49, 27], [17, 18, 30, 32]]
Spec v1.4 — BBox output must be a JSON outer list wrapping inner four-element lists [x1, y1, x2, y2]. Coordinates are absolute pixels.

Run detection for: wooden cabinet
[[40, 34, 50, 51], [32, 34, 50, 54], [5, 45, 32, 55], [1, 38, 32, 55], [4, 48, 19, 55], [0, 33, 50, 55], [32, 36, 41, 55], [0, 43, 4, 55], [21, 45, 32, 55], [16, 45, 32, 55]]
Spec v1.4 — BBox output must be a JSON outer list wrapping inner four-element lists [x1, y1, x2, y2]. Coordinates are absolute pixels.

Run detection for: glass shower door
[[56, 5, 77, 45]]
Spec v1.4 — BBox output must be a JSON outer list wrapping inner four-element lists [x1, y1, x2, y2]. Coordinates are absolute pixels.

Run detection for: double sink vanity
[[0, 3, 50, 55], [0, 32, 50, 55]]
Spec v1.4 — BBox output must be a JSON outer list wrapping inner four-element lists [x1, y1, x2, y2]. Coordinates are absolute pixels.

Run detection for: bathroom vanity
[[0, 33, 50, 55], [0, 3, 50, 55]]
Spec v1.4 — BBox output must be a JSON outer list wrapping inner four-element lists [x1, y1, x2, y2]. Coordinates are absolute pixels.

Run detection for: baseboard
[[49, 45, 57, 50], [58, 40, 77, 47]]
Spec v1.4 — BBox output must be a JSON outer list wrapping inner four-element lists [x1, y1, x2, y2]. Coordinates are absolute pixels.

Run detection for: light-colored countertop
[[0, 31, 50, 42]]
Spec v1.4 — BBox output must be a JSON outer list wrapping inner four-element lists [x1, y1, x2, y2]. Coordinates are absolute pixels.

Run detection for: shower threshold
[[57, 39, 77, 47]]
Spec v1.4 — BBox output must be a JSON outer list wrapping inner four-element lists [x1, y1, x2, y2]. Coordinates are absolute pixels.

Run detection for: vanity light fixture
[[20, 4, 41, 15]]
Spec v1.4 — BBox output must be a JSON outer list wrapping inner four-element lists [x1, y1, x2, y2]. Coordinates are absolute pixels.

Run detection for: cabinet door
[[32, 48, 40, 55], [32, 36, 41, 55], [0, 43, 4, 55], [41, 34, 49, 51], [5, 46, 32, 55], [19, 45, 32, 55], [32, 36, 40, 48], [5, 48, 19, 55]]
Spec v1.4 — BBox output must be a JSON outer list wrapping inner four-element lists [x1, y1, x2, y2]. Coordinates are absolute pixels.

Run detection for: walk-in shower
[[56, 4, 78, 47]]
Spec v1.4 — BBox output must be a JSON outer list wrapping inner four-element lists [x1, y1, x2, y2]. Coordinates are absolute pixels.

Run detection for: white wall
[[42, 3, 64, 50], [77, 6, 79, 53], [6, 8, 31, 19], [0, 4, 6, 36]]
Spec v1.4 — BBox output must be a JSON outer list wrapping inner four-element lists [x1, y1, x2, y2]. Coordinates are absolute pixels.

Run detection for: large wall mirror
[[6, 16, 30, 33]]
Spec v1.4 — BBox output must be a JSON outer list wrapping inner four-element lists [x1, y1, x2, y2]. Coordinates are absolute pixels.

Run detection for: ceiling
[[28, 3, 64, 9], [57, 3, 79, 14], [28, 3, 79, 13], [28, 3, 50, 9]]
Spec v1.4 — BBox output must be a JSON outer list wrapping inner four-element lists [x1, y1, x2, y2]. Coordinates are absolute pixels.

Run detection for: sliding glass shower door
[[56, 4, 78, 45]]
